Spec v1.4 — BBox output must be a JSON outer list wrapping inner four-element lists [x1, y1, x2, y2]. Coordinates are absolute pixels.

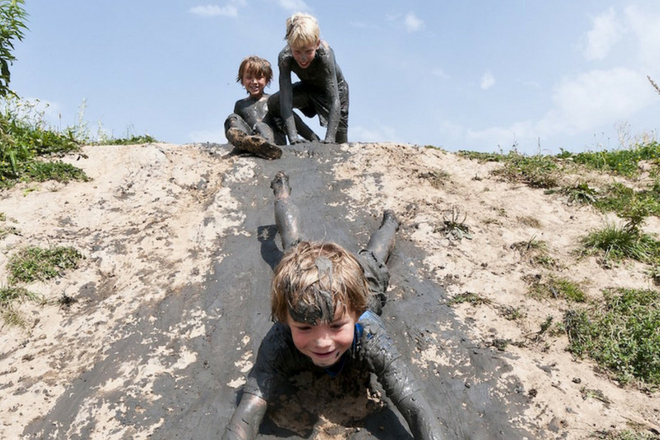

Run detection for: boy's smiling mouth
[[312, 349, 338, 358]]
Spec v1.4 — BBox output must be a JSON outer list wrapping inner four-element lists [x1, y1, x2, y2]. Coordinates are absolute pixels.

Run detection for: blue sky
[[10, 1, 660, 154]]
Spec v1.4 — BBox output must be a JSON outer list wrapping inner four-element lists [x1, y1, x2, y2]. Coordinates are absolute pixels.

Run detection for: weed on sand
[[7, 245, 84, 284], [0, 286, 40, 327], [581, 224, 660, 264], [564, 288, 660, 387]]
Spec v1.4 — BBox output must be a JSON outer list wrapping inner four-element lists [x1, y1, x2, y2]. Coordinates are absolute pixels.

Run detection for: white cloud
[[480, 71, 495, 90], [404, 12, 424, 33], [466, 67, 657, 152], [625, 5, 660, 73], [189, 4, 239, 18], [581, 7, 623, 61], [543, 67, 655, 134], [271, 0, 309, 12]]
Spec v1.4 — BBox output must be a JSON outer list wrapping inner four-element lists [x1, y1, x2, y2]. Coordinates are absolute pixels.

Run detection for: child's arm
[[317, 45, 342, 143], [382, 357, 445, 440], [360, 315, 445, 439], [221, 393, 267, 440], [277, 52, 302, 144]]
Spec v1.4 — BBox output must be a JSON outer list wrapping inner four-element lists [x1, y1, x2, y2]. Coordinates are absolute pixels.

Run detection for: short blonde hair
[[285, 12, 320, 48], [236, 55, 273, 85], [271, 241, 369, 324]]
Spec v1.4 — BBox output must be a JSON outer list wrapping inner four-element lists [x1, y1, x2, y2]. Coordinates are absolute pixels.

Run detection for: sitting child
[[221, 172, 444, 440], [267, 13, 349, 144], [225, 56, 319, 160]]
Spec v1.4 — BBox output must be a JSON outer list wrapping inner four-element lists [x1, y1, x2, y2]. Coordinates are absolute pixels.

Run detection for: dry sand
[[0, 141, 658, 439]]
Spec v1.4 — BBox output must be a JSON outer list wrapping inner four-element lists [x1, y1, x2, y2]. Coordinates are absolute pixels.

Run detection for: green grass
[[0, 285, 40, 327], [448, 292, 491, 306], [460, 142, 660, 193], [459, 149, 560, 188], [559, 142, 660, 178], [591, 430, 660, 440], [561, 182, 598, 205], [435, 205, 472, 240], [581, 223, 660, 264], [494, 152, 559, 188], [1, 97, 87, 187], [593, 183, 660, 217], [419, 169, 450, 189], [7, 245, 84, 284], [564, 288, 660, 386], [500, 305, 524, 321], [101, 134, 158, 145], [527, 275, 586, 302], [1, 97, 158, 188]]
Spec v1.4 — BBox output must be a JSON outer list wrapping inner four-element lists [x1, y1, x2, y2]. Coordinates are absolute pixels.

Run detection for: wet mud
[[22, 142, 534, 439]]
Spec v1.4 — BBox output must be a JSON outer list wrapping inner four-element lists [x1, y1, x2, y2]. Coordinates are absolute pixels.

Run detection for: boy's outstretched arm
[[277, 58, 301, 144], [363, 317, 445, 439], [319, 46, 341, 143], [221, 394, 267, 440], [382, 357, 445, 440]]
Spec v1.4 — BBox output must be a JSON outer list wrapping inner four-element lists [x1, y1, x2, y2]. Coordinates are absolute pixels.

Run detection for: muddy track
[[22, 142, 533, 439]]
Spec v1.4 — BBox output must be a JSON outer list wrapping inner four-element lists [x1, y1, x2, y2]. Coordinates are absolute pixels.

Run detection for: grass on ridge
[[564, 288, 660, 387]]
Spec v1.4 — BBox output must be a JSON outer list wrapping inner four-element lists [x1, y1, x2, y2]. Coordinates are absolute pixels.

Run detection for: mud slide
[[18, 142, 533, 439]]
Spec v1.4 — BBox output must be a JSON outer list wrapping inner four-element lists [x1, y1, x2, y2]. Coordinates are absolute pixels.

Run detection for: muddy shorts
[[291, 81, 349, 131]]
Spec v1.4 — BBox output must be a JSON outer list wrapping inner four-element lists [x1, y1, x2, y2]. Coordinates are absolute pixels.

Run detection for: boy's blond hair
[[271, 241, 369, 324], [236, 55, 273, 85], [285, 12, 320, 48]]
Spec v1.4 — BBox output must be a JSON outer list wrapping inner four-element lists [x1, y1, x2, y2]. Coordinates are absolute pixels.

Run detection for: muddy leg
[[271, 171, 303, 250], [365, 210, 399, 264], [226, 128, 283, 160]]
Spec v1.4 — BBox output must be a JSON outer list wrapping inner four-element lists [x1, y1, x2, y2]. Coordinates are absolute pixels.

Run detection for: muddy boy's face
[[287, 308, 357, 367], [242, 73, 267, 99], [291, 40, 319, 69]]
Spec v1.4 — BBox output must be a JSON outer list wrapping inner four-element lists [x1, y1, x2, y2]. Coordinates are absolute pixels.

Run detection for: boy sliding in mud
[[225, 56, 319, 160], [221, 172, 444, 440], [267, 13, 349, 144]]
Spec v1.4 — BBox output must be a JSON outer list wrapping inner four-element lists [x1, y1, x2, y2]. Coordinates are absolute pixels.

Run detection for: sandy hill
[[0, 141, 658, 440]]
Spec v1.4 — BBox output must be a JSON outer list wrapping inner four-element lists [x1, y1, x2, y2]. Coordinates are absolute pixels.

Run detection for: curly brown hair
[[271, 241, 369, 324], [236, 55, 273, 85]]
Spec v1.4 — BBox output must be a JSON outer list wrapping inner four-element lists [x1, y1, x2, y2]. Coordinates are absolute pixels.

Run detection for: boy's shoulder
[[354, 311, 400, 370]]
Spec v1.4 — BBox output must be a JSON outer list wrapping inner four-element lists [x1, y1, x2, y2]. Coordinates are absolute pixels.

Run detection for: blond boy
[[267, 13, 349, 144], [225, 56, 318, 160], [221, 172, 443, 440]]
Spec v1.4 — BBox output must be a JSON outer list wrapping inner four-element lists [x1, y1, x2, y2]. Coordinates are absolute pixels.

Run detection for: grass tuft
[[581, 224, 660, 264], [448, 292, 491, 306], [0, 285, 41, 327], [7, 245, 84, 284], [526, 274, 586, 302], [564, 288, 660, 386]]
